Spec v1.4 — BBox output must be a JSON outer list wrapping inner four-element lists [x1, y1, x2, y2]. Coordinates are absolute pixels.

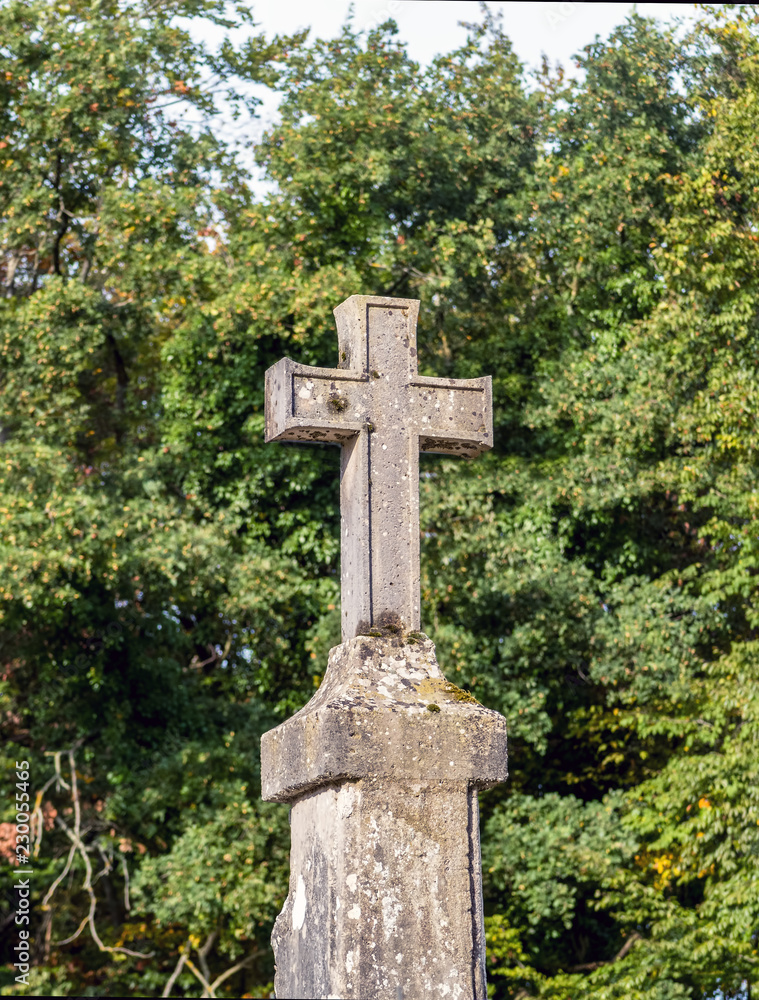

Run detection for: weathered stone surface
[[261, 634, 507, 999], [264, 295, 493, 641], [261, 633, 508, 803], [262, 295, 504, 999], [272, 779, 487, 1000]]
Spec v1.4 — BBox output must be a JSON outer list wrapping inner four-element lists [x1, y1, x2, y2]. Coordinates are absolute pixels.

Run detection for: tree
[[0, 1, 300, 994], [2, 3, 758, 997], [481, 7, 759, 996]]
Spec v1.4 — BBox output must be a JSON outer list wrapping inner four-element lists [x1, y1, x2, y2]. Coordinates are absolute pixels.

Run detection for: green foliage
[[2, 2, 759, 997], [132, 798, 289, 944]]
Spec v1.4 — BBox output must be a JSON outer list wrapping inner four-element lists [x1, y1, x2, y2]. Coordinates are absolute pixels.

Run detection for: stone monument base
[[261, 633, 508, 1000]]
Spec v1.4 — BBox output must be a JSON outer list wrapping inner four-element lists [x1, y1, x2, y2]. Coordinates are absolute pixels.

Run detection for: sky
[[247, 1, 700, 72], [195, 1, 702, 188]]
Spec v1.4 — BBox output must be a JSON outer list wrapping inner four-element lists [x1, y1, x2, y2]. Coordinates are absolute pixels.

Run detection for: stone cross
[[265, 294, 492, 639], [261, 295, 507, 1000]]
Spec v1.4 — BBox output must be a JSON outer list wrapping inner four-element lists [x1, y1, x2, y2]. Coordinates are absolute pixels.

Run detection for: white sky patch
[[179, 2, 702, 197]]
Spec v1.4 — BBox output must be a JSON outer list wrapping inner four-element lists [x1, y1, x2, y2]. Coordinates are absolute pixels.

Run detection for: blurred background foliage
[[1, 1, 758, 996]]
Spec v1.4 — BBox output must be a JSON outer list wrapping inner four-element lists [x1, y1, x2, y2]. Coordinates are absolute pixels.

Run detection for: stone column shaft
[[261, 634, 508, 1000], [274, 780, 486, 1000]]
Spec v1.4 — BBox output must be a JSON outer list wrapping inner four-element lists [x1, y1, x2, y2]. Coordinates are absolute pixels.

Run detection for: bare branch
[[69, 750, 81, 841], [188, 643, 220, 670], [48, 749, 153, 960], [41, 841, 77, 910], [93, 846, 112, 885], [209, 950, 262, 993], [162, 946, 189, 998], [614, 932, 642, 962], [43, 749, 71, 792], [38, 749, 81, 915], [163, 934, 261, 998], [567, 931, 641, 972], [121, 855, 131, 913], [54, 815, 154, 959], [185, 954, 216, 998], [188, 635, 233, 671], [197, 930, 217, 984], [54, 913, 89, 947]]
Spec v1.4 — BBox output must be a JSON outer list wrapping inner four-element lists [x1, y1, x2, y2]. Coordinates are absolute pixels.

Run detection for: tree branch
[[567, 931, 641, 972], [121, 854, 131, 913], [209, 950, 262, 993], [54, 913, 89, 947], [47, 749, 153, 959], [105, 332, 130, 413], [184, 954, 216, 997], [162, 947, 189, 998], [197, 930, 217, 985], [188, 635, 232, 672], [52, 200, 69, 277], [2, 250, 19, 296], [41, 841, 77, 911]]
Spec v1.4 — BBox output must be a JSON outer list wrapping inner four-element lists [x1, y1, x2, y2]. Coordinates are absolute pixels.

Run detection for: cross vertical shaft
[[336, 297, 422, 638]]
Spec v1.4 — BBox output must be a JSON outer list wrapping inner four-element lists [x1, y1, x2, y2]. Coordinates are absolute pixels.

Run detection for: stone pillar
[[261, 633, 508, 1000]]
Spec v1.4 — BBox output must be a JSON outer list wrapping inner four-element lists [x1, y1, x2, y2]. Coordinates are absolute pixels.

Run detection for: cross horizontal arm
[[411, 375, 493, 457], [265, 357, 368, 445]]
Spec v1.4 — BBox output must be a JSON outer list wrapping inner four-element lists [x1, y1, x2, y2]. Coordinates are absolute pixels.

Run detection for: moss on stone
[[442, 681, 479, 705], [405, 631, 426, 644], [355, 620, 427, 645]]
